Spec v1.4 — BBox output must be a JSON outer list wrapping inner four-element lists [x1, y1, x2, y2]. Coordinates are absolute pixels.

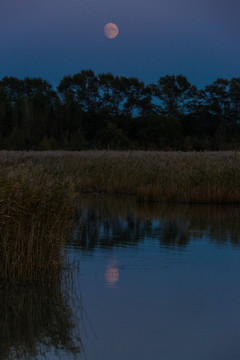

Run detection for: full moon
[[104, 23, 119, 39]]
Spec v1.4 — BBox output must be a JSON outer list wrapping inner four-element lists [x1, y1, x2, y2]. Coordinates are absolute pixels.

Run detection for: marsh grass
[[5, 149, 238, 203], [1, 150, 240, 283], [0, 158, 76, 285]]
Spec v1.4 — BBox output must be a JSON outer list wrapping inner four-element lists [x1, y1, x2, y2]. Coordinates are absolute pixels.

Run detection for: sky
[[0, 0, 239, 88]]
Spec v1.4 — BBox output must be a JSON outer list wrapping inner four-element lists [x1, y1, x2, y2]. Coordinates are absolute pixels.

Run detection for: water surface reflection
[[72, 196, 240, 251], [73, 197, 240, 360], [2, 196, 240, 360], [105, 260, 119, 288]]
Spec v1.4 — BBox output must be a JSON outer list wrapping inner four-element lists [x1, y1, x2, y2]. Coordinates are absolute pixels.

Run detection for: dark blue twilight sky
[[0, 0, 239, 88]]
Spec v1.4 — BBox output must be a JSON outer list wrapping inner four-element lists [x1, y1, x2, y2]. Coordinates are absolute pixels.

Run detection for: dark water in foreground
[[2, 197, 240, 360]]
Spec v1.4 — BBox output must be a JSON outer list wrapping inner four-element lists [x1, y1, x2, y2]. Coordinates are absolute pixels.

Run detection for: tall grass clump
[[0, 158, 76, 286]]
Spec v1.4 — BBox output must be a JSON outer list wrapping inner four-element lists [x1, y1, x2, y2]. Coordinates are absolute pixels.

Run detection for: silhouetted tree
[[204, 78, 230, 124], [0, 71, 240, 151], [96, 122, 131, 149], [151, 75, 197, 116], [229, 78, 240, 125], [141, 114, 181, 149]]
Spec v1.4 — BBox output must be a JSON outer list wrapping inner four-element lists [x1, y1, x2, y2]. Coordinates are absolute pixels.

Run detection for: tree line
[[0, 70, 240, 150]]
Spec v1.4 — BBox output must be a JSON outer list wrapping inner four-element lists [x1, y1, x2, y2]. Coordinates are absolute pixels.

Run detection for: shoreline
[[1, 149, 240, 283]]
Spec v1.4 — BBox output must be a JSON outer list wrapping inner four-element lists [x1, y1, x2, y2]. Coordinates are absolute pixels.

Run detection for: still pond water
[[2, 196, 240, 360]]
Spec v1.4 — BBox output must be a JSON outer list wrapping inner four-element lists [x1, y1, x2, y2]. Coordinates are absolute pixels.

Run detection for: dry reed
[[0, 157, 76, 285], [2, 149, 239, 202], [1, 150, 240, 203]]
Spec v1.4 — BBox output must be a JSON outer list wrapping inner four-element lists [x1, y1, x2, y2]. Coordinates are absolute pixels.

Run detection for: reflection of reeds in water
[[0, 283, 83, 360]]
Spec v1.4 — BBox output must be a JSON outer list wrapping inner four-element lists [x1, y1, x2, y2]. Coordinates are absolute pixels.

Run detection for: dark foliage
[[0, 71, 240, 150]]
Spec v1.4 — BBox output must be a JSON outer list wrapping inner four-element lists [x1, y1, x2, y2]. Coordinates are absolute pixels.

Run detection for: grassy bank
[[1, 150, 240, 283]]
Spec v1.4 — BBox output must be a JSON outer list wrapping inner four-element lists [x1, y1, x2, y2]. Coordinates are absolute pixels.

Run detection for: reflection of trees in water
[[72, 196, 240, 251], [159, 219, 190, 249], [0, 283, 83, 360], [73, 209, 148, 250], [72, 208, 191, 250]]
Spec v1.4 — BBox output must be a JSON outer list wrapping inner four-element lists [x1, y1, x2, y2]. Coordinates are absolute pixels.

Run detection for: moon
[[104, 23, 119, 39]]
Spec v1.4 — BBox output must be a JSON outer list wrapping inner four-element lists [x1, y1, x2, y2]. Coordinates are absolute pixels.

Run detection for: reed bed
[[1, 150, 240, 283], [0, 158, 76, 285], [1, 150, 240, 203]]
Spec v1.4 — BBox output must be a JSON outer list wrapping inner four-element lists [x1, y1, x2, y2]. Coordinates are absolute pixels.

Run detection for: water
[[2, 196, 240, 360]]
